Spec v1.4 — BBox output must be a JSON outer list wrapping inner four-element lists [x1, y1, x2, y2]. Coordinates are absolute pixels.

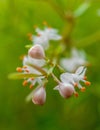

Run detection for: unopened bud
[[32, 86, 46, 105], [54, 83, 74, 99], [28, 45, 45, 59]]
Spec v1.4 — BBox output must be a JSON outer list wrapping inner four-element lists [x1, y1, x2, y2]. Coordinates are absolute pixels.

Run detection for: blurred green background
[[0, 0, 100, 130]]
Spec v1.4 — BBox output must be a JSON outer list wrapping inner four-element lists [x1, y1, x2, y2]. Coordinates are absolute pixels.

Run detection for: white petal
[[23, 56, 29, 66], [72, 74, 79, 82], [33, 36, 49, 50], [79, 67, 87, 78], [75, 66, 85, 75], [60, 73, 75, 84], [60, 58, 76, 72], [45, 28, 58, 34], [49, 35, 62, 40], [28, 56, 45, 67]]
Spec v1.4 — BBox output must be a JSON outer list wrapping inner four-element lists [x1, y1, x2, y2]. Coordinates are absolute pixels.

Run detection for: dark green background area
[[0, 0, 100, 130]]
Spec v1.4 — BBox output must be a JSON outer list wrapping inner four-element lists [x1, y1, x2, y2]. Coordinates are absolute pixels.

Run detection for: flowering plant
[[9, 1, 92, 106]]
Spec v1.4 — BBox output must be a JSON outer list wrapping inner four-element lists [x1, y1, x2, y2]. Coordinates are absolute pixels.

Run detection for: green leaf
[[8, 73, 42, 80], [74, 2, 91, 17]]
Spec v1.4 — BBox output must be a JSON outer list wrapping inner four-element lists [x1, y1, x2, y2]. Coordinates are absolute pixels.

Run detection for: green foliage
[[0, 0, 100, 130]]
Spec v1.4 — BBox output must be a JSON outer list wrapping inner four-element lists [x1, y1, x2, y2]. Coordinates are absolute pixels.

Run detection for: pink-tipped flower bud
[[54, 83, 74, 98], [28, 45, 45, 59], [32, 86, 46, 105]]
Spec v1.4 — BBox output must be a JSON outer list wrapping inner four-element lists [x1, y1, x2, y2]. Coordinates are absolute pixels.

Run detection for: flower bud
[[54, 83, 74, 98], [32, 86, 46, 105], [28, 45, 45, 59]]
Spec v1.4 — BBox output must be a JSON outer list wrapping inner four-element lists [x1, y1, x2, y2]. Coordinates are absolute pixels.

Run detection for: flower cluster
[[14, 24, 91, 105]]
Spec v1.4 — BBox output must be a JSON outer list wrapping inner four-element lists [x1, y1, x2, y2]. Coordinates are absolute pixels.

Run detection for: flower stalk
[[51, 73, 61, 84]]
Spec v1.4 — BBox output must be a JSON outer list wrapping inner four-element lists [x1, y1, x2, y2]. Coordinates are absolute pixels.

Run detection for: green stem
[[61, 11, 75, 49], [56, 64, 65, 73], [41, 0, 75, 48], [51, 73, 60, 84], [27, 63, 47, 76], [62, 22, 75, 48]]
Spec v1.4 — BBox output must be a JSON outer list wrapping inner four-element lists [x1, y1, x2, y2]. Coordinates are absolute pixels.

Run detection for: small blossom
[[53, 73, 75, 99], [17, 56, 46, 89], [43, 27, 62, 40], [32, 86, 46, 105], [35, 27, 62, 40], [60, 66, 91, 91], [53, 66, 90, 99], [72, 66, 91, 88], [32, 27, 62, 50], [60, 48, 89, 72], [28, 45, 45, 59]]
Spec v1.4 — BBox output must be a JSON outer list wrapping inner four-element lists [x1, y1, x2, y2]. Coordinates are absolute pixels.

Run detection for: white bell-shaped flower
[[28, 45, 45, 59], [32, 86, 46, 105], [54, 83, 74, 98]]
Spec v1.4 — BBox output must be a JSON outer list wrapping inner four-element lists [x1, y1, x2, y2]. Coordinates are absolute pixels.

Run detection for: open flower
[[23, 55, 45, 75], [16, 55, 46, 89], [32, 27, 62, 50], [32, 86, 46, 105], [72, 66, 91, 89], [60, 66, 91, 92], [53, 72, 75, 99], [60, 48, 89, 72]]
